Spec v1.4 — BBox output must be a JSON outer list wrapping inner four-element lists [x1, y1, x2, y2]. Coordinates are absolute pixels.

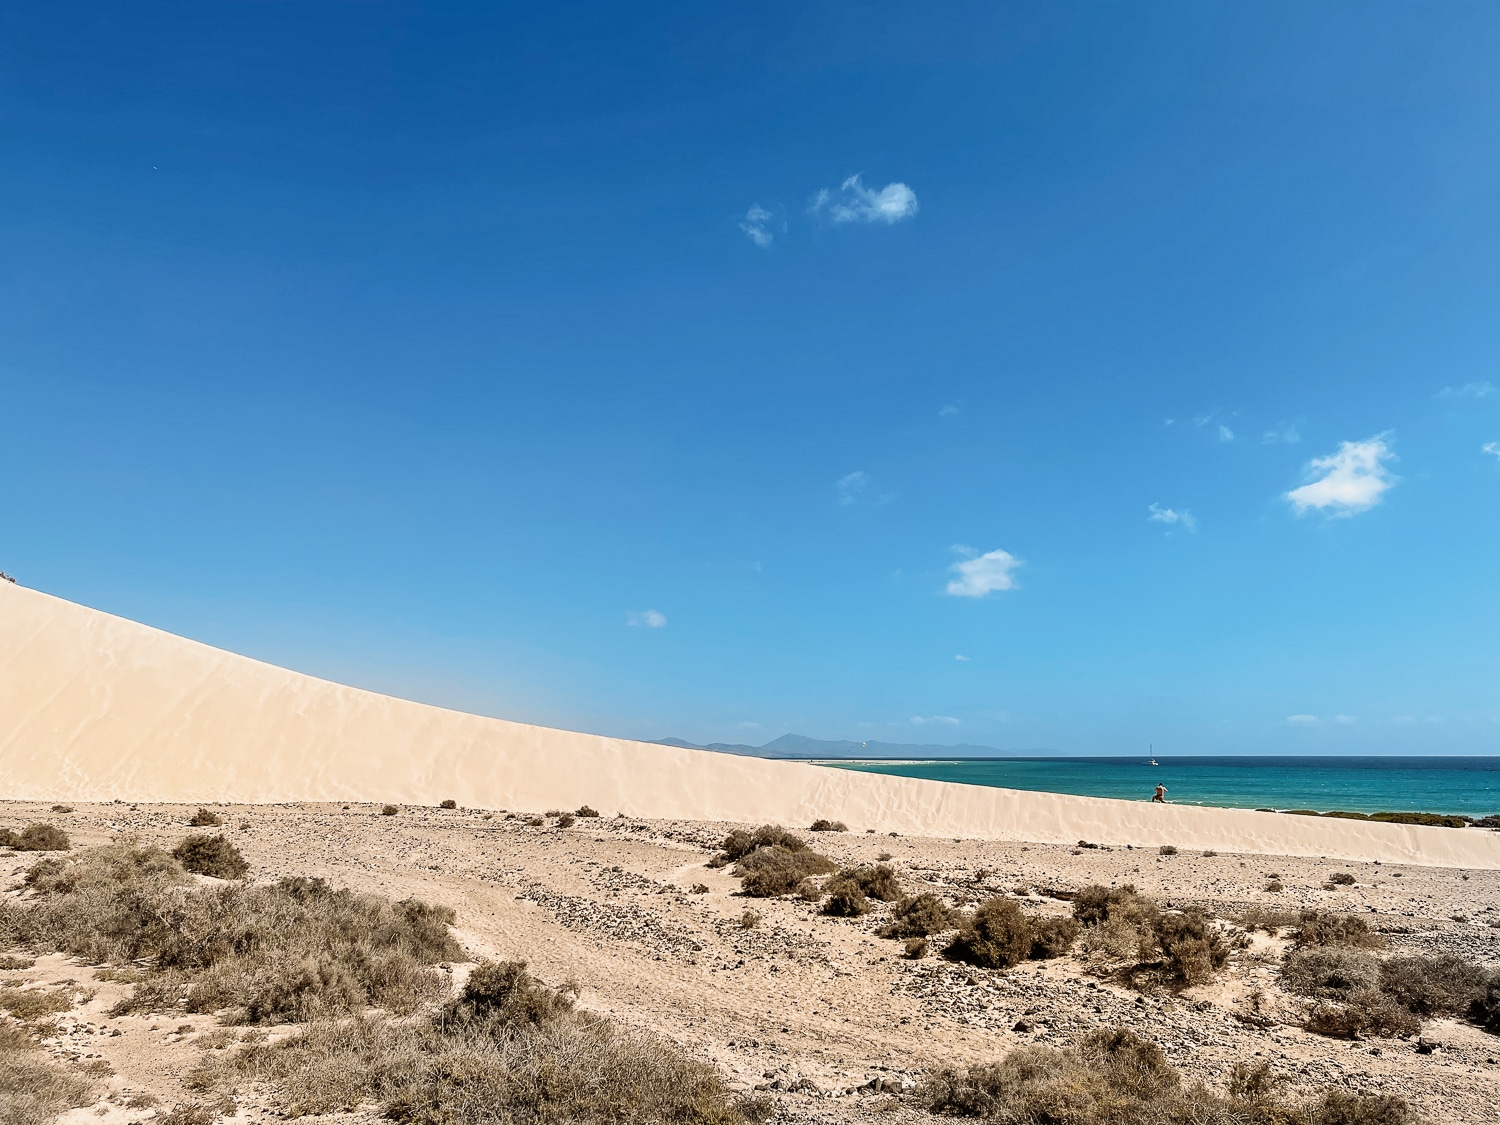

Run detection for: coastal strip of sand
[[3, 582, 1498, 868]]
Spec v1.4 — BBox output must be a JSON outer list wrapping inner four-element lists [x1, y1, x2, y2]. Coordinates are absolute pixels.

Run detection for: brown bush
[[1306, 992, 1420, 1039], [1283, 947, 1382, 1000], [1158, 845, 1178, 856], [575, 805, 599, 818], [1472, 975, 1500, 1033], [0, 824, 71, 852], [1155, 909, 1228, 985], [877, 893, 960, 939], [1379, 954, 1490, 1018], [1073, 884, 1160, 963], [809, 819, 847, 832], [0, 843, 461, 1025], [903, 937, 929, 959], [945, 898, 1031, 970], [920, 1025, 1414, 1123], [734, 846, 836, 897], [1330, 872, 1355, 886], [196, 964, 751, 1125], [439, 800, 457, 809], [381, 805, 399, 816], [1028, 916, 1080, 960], [1296, 912, 1386, 950], [188, 808, 223, 827], [556, 814, 576, 828], [719, 825, 807, 861], [820, 875, 870, 917], [172, 834, 249, 879]]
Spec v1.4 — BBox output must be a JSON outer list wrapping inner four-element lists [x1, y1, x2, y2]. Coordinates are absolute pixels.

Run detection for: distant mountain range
[[652, 733, 1044, 759]]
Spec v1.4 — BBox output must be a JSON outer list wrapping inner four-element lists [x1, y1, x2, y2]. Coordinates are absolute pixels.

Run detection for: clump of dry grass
[[195, 960, 755, 1125], [819, 863, 902, 915], [172, 835, 249, 879], [575, 805, 599, 818], [1155, 908, 1228, 985], [188, 809, 223, 827], [920, 1026, 1413, 1124], [0, 825, 70, 852], [734, 846, 836, 897], [877, 894, 960, 939], [0, 987, 77, 1022], [1295, 912, 1387, 950], [0, 1022, 99, 1125], [1282, 945, 1493, 1039], [1073, 884, 1161, 963], [1027, 916, 1081, 960], [718, 825, 807, 861], [439, 800, 457, 809], [809, 819, 847, 832], [0, 842, 462, 1025]]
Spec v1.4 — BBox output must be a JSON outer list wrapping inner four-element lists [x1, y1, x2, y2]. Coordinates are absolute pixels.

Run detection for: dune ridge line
[[2, 582, 1497, 868]]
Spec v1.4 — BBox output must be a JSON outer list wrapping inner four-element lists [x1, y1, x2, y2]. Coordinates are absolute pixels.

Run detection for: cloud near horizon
[[811, 174, 918, 224], [626, 610, 667, 628], [1285, 435, 1397, 517], [944, 545, 1021, 597], [911, 714, 959, 726], [1437, 381, 1495, 400], [1484, 441, 1500, 461]]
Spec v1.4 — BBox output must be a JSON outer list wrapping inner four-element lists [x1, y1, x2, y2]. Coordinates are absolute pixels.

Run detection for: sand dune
[[2, 582, 1496, 867]]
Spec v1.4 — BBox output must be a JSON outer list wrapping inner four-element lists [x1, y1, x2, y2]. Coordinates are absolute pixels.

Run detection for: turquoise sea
[[821, 756, 1500, 818]]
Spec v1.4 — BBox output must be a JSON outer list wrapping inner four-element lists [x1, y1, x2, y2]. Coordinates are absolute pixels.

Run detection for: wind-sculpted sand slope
[[2, 582, 1497, 867]]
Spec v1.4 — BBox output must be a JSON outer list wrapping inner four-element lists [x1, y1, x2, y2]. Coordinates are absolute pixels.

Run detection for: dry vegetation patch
[[0, 1022, 99, 1125], [0, 825, 70, 852]]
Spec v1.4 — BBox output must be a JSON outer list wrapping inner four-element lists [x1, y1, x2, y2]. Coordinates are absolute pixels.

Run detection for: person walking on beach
[[1152, 783, 1168, 803]]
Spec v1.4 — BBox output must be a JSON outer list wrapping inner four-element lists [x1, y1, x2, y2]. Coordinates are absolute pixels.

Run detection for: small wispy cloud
[[1285, 435, 1397, 517], [1262, 419, 1302, 445], [626, 610, 667, 628], [911, 715, 960, 726], [944, 545, 1021, 597], [1334, 714, 1357, 726], [1147, 503, 1197, 533], [1437, 381, 1495, 400], [1286, 714, 1319, 727], [1190, 411, 1235, 443], [939, 402, 962, 418], [836, 471, 869, 505], [739, 205, 775, 247], [1217, 424, 1235, 443], [1484, 441, 1500, 461], [810, 174, 918, 225], [954, 654, 970, 662]]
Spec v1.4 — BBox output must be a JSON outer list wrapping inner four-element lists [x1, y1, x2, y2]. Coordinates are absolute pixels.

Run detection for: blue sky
[[2, 3, 1498, 755]]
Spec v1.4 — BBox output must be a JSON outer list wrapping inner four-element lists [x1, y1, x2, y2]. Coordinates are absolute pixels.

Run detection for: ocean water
[[821, 756, 1500, 817]]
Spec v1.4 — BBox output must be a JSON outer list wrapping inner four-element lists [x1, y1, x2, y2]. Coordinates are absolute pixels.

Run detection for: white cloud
[[1217, 424, 1235, 443], [626, 610, 667, 628], [1147, 503, 1197, 533], [1285, 435, 1397, 517], [1484, 441, 1500, 461], [954, 654, 970, 662], [911, 715, 960, 726], [836, 470, 869, 505], [945, 545, 1022, 597], [1437, 381, 1495, 400], [739, 205, 774, 247], [811, 174, 918, 225], [1286, 714, 1319, 727], [1262, 420, 1302, 445], [1334, 714, 1357, 726], [939, 402, 961, 418]]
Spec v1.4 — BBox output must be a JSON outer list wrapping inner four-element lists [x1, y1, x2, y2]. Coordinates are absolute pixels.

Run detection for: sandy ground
[[4, 801, 1500, 1125]]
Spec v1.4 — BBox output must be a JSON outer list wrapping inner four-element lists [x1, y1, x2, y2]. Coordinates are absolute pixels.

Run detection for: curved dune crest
[[1, 582, 1497, 868]]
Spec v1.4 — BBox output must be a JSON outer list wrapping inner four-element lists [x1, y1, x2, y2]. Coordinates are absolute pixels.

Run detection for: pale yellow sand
[[2, 582, 1497, 867]]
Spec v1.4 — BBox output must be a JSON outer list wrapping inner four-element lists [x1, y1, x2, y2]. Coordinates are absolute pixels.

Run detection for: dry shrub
[[189, 809, 223, 827], [1234, 906, 1300, 934], [575, 806, 599, 818], [1378, 954, 1490, 1018], [1027, 916, 1080, 960], [1330, 872, 1356, 886], [1155, 909, 1228, 985], [440, 800, 457, 810], [878, 894, 960, 939], [382, 805, 399, 816], [1158, 845, 1178, 856], [1296, 912, 1386, 950], [734, 846, 835, 897], [1073, 885, 1160, 964], [0, 1021, 99, 1125], [719, 825, 806, 861], [172, 835, 249, 880], [1283, 947, 1382, 1000], [903, 937, 929, 959], [0, 956, 34, 971], [1472, 976, 1500, 1033], [0, 825, 70, 852], [0, 844, 461, 1025], [945, 898, 1030, 969], [556, 814, 576, 828], [820, 875, 870, 917], [197, 961, 750, 1125], [526, 817, 545, 827], [0, 987, 76, 1022], [809, 819, 847, 832], [738, 911, 760, 930], [921, 1026, 1413, 1124], [1306, 992, 1420, 1040]]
